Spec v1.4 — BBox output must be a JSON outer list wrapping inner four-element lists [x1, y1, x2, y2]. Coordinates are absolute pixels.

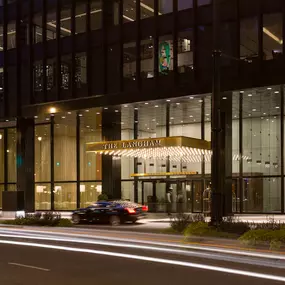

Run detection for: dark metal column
[[239, 92, 243, 213], [76, 113, 81, 208], [102, 109, 122, 199], [28, 0, 34, 105], [42, 0, 47, 102], [134, 108, 139, 203], [201, 98, 205, 192], [16, 118, 35, 212], [211, 0, 223, 224], [173, 0, 178, 84], [135, 0, 141, 89], [281, 85, 284, 213], [71, 0, 76, 98], [4, 128, 8, 191], [55, 0, 61, 101], [3, 0, 8, 117], [86, 0, 92, 97], [50, 116, 55, 210], [154, 0, 159, 83]]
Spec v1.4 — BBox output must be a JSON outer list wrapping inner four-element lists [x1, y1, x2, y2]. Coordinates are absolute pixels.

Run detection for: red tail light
[[126, 208, 136, 214], [142, 205, 148, 212]]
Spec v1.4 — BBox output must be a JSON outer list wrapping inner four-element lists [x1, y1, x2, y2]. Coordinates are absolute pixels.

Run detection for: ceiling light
[[170, 117, 174, 120], [240, 91, 244, 93], [85, 110, 89, 112], [155, 105, 159, 108], [166, 99, 171, 102], [248, 94, 252, 97], [38, 137, 42, 141], [276, 106, 280, 109], [198, 99, 203, 103], [222, 97, 227, 100], [189, 96, 194, 99], [62, 116, 65, 119], [275, 91, 279, 94], [96, 112, 100, 115], [252, 109, 256, 112], [115, 110, 119, 113], [176, 103, 180, 105], [34, 116, 38, 119], [104, 107, 108, 110], [68, 112, 71, 114], [145, 102, 149, 105], [267, 87, 272, 90], [79, 114, 83, 117]]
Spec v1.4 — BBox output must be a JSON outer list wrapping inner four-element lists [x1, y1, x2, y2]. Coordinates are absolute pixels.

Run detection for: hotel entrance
[[138, 178, 209, 213]]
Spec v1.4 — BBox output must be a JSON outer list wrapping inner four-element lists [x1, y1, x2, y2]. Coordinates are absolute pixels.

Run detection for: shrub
[[57, 218, 73, 227], [170, 213, 205, 233], [184, 222, 213, 237], [218, 221, 250, 236], [98, 194, 108, 201]]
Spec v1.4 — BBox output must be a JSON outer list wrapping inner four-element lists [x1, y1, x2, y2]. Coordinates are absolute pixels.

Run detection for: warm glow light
[[49, 107, 56, 114], [38, 137, 42, 142]]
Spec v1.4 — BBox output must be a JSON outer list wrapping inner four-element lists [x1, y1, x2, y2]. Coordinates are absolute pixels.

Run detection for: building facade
[[0, 0, 284, 214]]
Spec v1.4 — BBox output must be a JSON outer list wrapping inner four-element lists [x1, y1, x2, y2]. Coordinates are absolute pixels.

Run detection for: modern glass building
[[0, 0, 284, 214]]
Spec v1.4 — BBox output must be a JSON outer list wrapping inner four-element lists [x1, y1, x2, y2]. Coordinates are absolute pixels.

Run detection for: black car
[[71, 200, 148, 225]]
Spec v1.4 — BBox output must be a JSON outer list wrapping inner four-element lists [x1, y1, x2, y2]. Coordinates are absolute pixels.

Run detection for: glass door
[[193, 180, 203, 212]]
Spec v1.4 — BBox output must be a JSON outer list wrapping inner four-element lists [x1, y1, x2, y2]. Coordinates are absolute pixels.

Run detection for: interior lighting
[[248, 94, 252, 97], [49, 107, 56, 114], [263, 27, 283, 45], [38, 137, 42, 141]]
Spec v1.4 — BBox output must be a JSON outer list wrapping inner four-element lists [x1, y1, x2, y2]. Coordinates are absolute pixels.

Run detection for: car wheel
[[72, 214, 80, 224], [109, 216, 120, 226]]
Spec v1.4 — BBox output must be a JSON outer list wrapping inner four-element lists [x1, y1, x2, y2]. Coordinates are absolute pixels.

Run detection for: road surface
[[0, 226, 284, 285]]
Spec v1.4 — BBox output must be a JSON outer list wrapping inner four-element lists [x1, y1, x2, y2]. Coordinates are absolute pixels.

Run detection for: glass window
[[7, 128, 16, 183], [61, 4, 72, 38], [90, 0, 102, 31], [232, 92, 239, 175], [33, 13, 43, 43], [121, 106, 134, 179], [159, 35, 173, 76], [35, 183, 51, 210], [243, 87, 281, 176], [122, 181, 134, 201], [80, 182, 102, 208], [243, 178, 281, 213], [7, 22, 16, 50], [80, 109, 102, 181], [178, 29, 193, 73], [204, 96, 211, 174], [198, 0, 211, 5], [178, 0, 193, 10], [76, 2, 87, 34], [61, 55, 71, 90], [124, 42, 136, 79], [141, 0, 154, 19], [46, 9, 57, 41], [240, 18, 258, 60], [54, 112, 76, 181], [0, 25, 3, 50], [123, 0, 136, 23], [263, 13, 283, 60], [35, 125, 51, 182], [159, 0, 172, 15], [0, 130, 4, 183], [75, 53, 87, 86], [54, 183, 76, 210], [141, 36, 154, 79]]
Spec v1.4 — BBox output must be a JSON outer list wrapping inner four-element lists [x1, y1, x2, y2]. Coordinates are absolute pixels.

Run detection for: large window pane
[[54, 112, 76, 181], [243, 178, 281, 213], [90, 0, 102, 31], [243, 87, 281, 176], [46, 8, 57, 41], [159, 0, 172, 15], [232, 92, 239, 175], [240, 18, 258, 60], [7, 22, 16, 50], [80, 109, 102, 181], [35, 183, 51, 210], [141, 37, 154, 79], [141, 0, 154, 19], [35, 125, 51, 182], [80, 182, 102, 208], [61, 4, 72, 38], [54, 183, 76, 210], [159, 35, 173, 76], [7, 128, 16, 183], [123, 42, 136, 79], [178, 29, 193, 73], [76, 2, 87, 34], [178, 0, 193, 10], [123, 0, 136, 23], [263, 13, 283, 60]]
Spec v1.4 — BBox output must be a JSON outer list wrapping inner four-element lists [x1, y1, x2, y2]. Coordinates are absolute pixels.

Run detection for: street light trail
[[0, 239, 284, 282]]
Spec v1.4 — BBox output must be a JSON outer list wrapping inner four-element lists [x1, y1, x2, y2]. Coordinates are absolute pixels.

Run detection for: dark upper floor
[[0, 0, 284, 119]]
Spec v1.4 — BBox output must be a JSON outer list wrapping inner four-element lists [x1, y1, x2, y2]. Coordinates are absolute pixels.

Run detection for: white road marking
[[8, 262, 50, 272], [0, 239, 285, 282]]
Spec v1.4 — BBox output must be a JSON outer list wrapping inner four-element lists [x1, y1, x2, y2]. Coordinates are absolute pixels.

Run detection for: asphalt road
[[0, 227, 285, 285]]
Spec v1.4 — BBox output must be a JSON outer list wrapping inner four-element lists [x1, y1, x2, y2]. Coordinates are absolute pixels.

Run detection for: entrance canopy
[[86, 136, 211, 162]]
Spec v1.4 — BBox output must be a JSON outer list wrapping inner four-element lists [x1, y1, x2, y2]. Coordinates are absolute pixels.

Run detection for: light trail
[[0, 239, 284, 282], [0, 228, 284, 262], [0, 233, 284, 269]]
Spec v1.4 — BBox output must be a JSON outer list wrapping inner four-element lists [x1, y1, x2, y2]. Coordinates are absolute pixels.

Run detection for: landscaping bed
[[167, 214, 285, 251], [0, 212, 73, 227]]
